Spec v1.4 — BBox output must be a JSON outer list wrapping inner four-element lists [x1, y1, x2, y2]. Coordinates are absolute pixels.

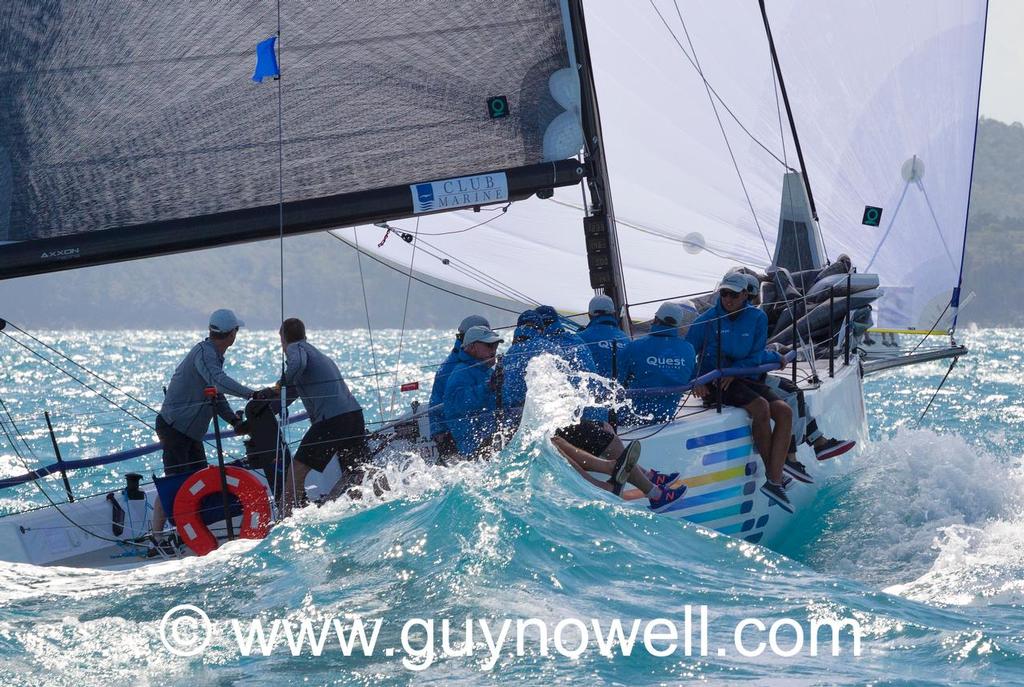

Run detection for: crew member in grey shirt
[[150, 308, 256, 543], [264, 318, 369, 514]]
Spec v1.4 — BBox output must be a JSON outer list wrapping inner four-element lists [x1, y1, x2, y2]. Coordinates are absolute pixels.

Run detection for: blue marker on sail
[[252, 36, 280, 83]]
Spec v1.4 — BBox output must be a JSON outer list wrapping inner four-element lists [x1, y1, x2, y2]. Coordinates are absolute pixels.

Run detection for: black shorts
[[712, 377, 783, 408], [556, 420, 616, 457], [296, 409, 367, 473], [155, 414, 208, 476]]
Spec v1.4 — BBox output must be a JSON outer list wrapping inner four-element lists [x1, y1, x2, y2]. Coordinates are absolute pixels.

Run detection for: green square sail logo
[[862, 205, 883, 227], [487, 96, 509, 119]]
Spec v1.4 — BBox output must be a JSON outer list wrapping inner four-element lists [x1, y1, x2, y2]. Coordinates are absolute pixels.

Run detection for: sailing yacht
[[0, 1, 987, 568]]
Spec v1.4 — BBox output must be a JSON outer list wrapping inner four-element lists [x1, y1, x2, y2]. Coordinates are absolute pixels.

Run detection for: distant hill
[[961, 118, 1024, 326], [0, 118, 1020, 330]]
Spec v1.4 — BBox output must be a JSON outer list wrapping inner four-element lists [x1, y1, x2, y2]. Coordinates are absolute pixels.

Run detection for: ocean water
[[0, 327, 1022, 685]]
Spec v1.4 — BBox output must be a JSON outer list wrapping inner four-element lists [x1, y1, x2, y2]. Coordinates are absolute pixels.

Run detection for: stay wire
[[1, 330, 156, 433], [389, 218, 420, 419], [646, 0, 787, 170], [669, 1, 773, 261], [352, 226, 387, 420], [0, 396, 138, 547], [2, 320, 158, 416], [915, 356, 959, 427], [326, 232, 522, 315]]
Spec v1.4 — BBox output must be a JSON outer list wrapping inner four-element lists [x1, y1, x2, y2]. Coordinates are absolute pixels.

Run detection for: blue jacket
[[617, 322, 695, 424], [578, 315, 631, 378], [543, 323, 608, 424], [428, 340, 460, 437], [443, 350, 498, 455], [686, 299, 777, 379], [502, 326, 556, 413]]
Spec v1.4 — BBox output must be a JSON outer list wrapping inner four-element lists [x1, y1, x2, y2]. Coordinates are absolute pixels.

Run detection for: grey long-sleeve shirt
[[158, 339, 255, 440], [279, 340, 360, 424]]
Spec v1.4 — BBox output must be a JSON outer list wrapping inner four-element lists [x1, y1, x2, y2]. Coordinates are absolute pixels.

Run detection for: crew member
[[429, 315, 489, 457], [616, 302, 695, 426], [577, 295, 631, 378], [149, 309, 255, 546], [443, 325, 504, 458]]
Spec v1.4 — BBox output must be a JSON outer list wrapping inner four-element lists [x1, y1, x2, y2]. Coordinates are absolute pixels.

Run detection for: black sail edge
[[0, 160, 585, 281]]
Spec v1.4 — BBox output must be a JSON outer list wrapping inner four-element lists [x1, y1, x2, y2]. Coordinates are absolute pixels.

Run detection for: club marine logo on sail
[[410, 173, 509, 214]]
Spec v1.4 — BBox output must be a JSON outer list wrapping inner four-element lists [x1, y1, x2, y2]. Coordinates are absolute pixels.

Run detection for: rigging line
[[915, 356, 959, 427], [352, 226, 387, 420], [669, 1, 773, 261], [325, 231, 521, 314], [274, 0, 289, 520], [0, 396, 139, 547], [0, 330, 156, 433], [918, 181, 961, 270], [908, 301, 952, 357], [864, 181, 911, 272], [545, 197, 760, 263], [389, 218, 420, 419], [644, 0, 787, 169], [2, 320, 158, 416], [951, 0, 990, 336], [401, 204, 511, 236], [411, 232, 541, 306]]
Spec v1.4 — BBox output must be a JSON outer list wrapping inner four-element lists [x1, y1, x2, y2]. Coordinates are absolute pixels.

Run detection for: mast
[[758, 0, 819, 225], [564, 0, 631, 331]]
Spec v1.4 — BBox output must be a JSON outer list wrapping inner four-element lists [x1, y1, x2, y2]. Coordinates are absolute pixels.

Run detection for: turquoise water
[[0, 327, 1022, 685]]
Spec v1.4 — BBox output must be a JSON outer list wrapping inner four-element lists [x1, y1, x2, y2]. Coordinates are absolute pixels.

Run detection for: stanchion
[[828, 286, 835, 378], [205, 386, 235, 541]]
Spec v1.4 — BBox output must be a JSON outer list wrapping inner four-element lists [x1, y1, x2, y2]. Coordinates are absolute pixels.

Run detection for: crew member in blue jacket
[[578, 295, 631, 378], [616, 302, 695, 425], [443, 325, 504, 458], [501, 310, 555, 428], [685, 272, 794, 512], [429, 315, 489, 457]]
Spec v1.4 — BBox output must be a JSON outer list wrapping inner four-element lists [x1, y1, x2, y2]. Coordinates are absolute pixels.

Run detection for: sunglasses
[[719, 290, 745, 299]]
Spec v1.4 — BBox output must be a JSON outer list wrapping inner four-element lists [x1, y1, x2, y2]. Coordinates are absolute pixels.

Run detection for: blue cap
[[209, 309, 244, 333], [517, 309, 543, 327], [458, 315, 490, 335], [535, 305, 559, 326]]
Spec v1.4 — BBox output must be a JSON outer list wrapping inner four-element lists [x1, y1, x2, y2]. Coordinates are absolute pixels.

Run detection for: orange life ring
[[172, 466, 272, 556]]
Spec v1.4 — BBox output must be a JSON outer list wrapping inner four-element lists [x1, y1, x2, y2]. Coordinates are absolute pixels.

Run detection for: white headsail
[[336, 0, 987, 328]]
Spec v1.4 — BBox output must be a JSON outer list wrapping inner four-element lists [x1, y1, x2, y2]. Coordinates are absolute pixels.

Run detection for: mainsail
[[336, 0, 987, 328], [0, 1, 584, 279]]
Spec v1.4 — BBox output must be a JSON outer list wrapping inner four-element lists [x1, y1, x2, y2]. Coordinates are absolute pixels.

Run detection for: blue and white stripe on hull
[[616, 363, 866, 547]]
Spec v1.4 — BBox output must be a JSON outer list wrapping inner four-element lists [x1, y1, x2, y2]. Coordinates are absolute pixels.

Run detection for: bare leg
[[281, 460, 313, 517], [745, 397, 773, 474], [551, 436, 656, 494], [768, 400, 793, 483], [151, 498, 166, 535]]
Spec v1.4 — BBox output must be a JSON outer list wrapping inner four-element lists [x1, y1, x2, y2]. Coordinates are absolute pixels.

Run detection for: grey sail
[[0, 1, 584, 279]]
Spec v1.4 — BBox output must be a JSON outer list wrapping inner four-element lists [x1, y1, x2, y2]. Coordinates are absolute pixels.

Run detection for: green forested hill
[[962, 119, 1024, 326], [0, 118, 1021, 329]]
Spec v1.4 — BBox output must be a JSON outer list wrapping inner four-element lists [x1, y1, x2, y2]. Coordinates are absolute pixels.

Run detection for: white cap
[[462, 325, 503, 347], [654, 302, 685, 326], [209, 309, 245, 333], [588, 294, 615, 317]]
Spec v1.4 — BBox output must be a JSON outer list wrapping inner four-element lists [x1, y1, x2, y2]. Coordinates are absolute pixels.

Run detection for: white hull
[[0, 362, 865, 568], [615, 362, 866, 547]]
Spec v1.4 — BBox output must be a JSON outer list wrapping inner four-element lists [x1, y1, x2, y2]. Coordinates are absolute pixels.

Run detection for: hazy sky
[[981, 0, 1024, 123]]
